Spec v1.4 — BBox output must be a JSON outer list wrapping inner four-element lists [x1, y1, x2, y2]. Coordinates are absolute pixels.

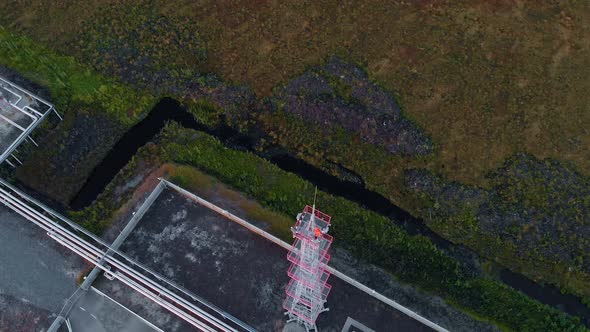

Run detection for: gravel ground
[[329, 247, 500, 332], [0, 293, 54, 332], [114, 188, 434, 331], [167, 181, 499, 332], [0, 205, 86, 331]]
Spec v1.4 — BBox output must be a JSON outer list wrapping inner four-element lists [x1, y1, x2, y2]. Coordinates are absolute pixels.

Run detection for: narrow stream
[[70, 98, 254, 210], [69, 97, 590, 325]]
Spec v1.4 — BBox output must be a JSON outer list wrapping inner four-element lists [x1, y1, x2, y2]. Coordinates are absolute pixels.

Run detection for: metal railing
[[0, 76, 62, 165]]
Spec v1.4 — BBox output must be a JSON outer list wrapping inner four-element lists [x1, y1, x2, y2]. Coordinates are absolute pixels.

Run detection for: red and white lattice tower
[[283, 204, 333, 331]]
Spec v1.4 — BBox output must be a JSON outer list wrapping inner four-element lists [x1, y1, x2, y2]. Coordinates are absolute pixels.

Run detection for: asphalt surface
[[0, 205, 85, 331]]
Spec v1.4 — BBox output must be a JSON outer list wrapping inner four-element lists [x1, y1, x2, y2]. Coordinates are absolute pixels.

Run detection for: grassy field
[[2, 1, 587, 184]]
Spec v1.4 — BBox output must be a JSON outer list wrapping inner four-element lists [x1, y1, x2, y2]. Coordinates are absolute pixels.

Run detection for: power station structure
[[0, 76, 61, 167], [284, 204, 333, 331]]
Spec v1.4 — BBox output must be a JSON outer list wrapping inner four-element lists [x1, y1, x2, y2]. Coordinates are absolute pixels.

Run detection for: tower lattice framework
[[283, 205, 333, 331]]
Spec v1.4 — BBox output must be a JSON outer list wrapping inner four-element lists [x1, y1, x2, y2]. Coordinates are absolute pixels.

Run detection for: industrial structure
[[284, 205, 333, 331], [0, 178, 252, 332], [0, 76, 61, 166]]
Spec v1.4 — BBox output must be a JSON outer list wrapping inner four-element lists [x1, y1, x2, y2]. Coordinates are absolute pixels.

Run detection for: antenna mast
[[283, 193, 333, 331]]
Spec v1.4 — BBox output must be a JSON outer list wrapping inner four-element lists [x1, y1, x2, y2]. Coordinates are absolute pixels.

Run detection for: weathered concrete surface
[[68, 288, 160, 332], [0, 205, 86, 331]]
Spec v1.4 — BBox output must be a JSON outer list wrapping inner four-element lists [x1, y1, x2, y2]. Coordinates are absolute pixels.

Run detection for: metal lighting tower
[[283, 203, 333, 331]]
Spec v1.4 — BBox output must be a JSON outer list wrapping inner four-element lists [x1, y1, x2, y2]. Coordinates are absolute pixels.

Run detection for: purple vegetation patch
[[271, 56, 432, 156]]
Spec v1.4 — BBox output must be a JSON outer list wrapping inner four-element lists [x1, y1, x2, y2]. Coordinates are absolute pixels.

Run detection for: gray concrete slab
[[68, 287, 162, 332], [94, 276, 193, 332], [0, 205, 86, 331], [0, 115, 22, 153], [0, 86, 35, 153]]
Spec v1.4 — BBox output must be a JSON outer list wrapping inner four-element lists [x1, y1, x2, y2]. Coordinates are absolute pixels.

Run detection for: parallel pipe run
[[0, 179, 253, 332], [0, 187, 241, 332], [0, 108, 51, 164], [80, 181, 167, 290], [0, 76, 61, 164], [1, 191, 234, 332], [47, 233, 218, 332], [0, 76, 56, 110], [0, 112, 28, 131], [0, 191, 236, 332]]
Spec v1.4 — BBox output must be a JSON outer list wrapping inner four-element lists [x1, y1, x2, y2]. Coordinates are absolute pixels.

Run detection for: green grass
[[166, 164, 293, 240], [4, 1, 588, 182], [0, 25, 155, 125]]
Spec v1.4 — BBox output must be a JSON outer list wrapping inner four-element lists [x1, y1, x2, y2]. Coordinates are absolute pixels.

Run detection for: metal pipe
[[4, 159, 15, 168], [0, 188, 238, 332], [0, 106, 51, 163], [0, 112, 28, 131], [1, 86, 23, 107], [0, 76, 55, 110], [115, 272, 216, 332], [65, 319, 73, 332], [23, 105, 43, 118], [163, 179, 450, 332], [90, 287, 165, 332], [12, 103, 40, 121], [0, 178, 253, 332], [50, 106, 63, 120], [104, 254, 237, 332], [10, 154, 22, 165]]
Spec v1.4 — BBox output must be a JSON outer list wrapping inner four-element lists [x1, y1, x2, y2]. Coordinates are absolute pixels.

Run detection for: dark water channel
[[69, 97, 590, 325]]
